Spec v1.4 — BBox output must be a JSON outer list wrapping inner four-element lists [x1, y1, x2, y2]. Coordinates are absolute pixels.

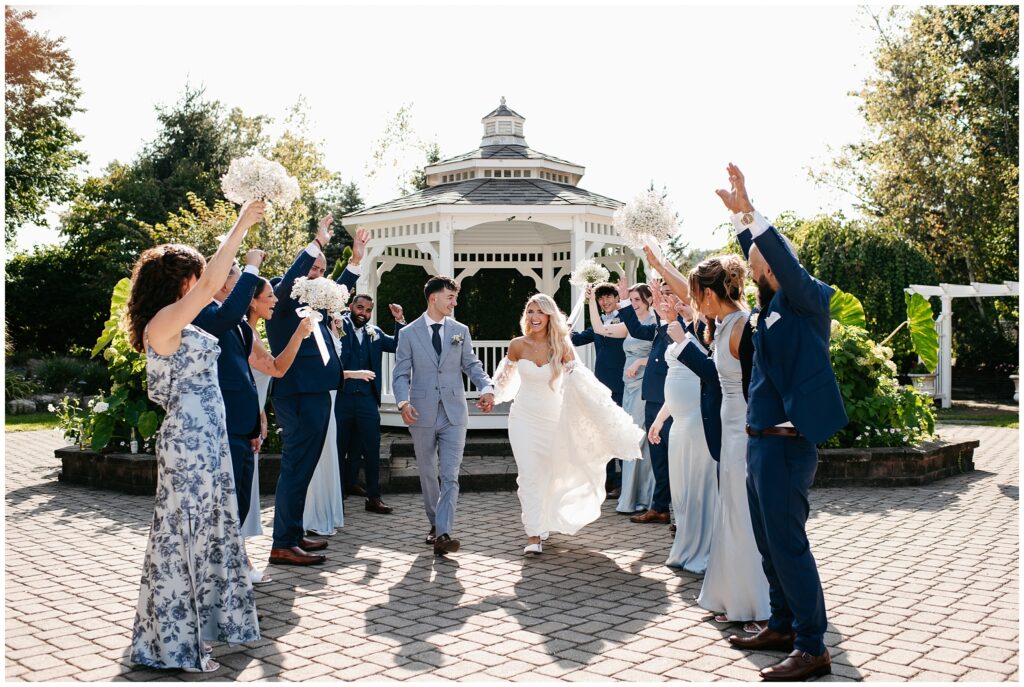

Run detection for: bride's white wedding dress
[[495, 358, 645, 538]]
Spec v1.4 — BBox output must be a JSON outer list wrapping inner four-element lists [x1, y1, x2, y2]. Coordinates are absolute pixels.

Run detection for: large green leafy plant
[[826, 287, 936, 448], [55, 278, 164, 452]]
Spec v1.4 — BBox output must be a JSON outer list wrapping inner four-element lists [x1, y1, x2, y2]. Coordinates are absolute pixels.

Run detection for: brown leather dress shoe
[[346, 484, 368, 497], [299, 537, 328, 551], [760, 649, 831, 681], [365, 497, 394, 514], [425, 526, 436, 545], [433, 533, 461, 556], [269, 547, 326, 566], [630, 509, 670, 524], [728, 626, 796, 651]]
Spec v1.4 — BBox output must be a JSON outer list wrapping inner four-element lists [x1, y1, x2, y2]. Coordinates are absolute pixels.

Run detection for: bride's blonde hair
[[519, 293, 571, 389]]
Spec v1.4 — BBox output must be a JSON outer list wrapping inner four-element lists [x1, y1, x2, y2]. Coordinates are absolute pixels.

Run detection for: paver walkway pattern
[[4, 425, 1018, 682]]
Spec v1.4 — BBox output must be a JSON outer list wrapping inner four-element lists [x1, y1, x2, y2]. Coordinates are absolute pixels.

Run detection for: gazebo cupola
[[481, 97, 527, 146]]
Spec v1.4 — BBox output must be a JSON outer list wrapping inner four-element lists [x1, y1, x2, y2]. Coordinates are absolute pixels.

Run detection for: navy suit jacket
[[617, 305, 669, 405], [338, 314, 404, 406], [570, 315, 626, 400], [265, 250, 359, 397], [192, 270, 261, 437], [738, 223, 848, 443]]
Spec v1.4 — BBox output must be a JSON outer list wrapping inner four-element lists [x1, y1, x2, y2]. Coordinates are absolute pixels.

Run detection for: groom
[[392, 275, 494, 556]]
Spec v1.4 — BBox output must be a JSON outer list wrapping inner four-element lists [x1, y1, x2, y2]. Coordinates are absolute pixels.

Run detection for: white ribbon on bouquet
[[295, 306, 330, 365]]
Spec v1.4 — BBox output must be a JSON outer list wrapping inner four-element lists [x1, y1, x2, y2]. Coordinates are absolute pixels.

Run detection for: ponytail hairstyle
[[126, 244, 206, 352], [688, 253, 749, 346]]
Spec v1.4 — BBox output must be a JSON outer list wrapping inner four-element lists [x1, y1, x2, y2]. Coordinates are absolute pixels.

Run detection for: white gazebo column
[[937, 294, 953, 409], [569, 224, 586, 328], [438, 222, 454, 276]]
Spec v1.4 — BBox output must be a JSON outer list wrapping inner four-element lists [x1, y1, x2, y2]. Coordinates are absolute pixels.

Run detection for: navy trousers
[[606, 390, 624, 488], [271, 392, 332, 549], [747, 434, 828, 656], [227, 433, 254, 528], [644, 400, 673, 513], [336, 392, 383, 498]]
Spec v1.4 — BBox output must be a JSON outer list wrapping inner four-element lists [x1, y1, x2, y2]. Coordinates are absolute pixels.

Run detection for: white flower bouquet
[[291, 277, 351, 365], [568, 259, 610, 288], [221, 154, 301, 206], [613, 189, 679, 251]]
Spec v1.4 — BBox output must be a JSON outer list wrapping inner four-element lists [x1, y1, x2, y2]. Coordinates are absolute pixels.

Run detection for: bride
[[494, 294, 645, 554]]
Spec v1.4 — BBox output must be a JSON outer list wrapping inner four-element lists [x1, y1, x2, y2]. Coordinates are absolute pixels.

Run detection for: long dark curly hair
[[126, 244, 206, 352]]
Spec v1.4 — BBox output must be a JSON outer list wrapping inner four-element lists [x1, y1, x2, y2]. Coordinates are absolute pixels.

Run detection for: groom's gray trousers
[[409, 403, 467, 536]]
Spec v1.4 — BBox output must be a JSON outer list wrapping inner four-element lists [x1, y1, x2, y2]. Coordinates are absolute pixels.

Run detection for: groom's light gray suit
[[392, 314, 492, 536]]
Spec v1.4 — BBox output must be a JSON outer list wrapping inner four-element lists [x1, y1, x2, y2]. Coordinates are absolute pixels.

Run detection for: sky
[[13, 2, 879, 254]]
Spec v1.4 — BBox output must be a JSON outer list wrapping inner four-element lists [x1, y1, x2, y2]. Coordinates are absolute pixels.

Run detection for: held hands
[[388, 303, 404, 322], [477, 393, 495, 413], [715, 162, 755, 214], [666, 320, 686, 344], [238, 200, 267, 230], [350, 228, 370, 266], [316, 214, 334, 247], [244, 249, 266, 268], [400, 403, 419, 426]]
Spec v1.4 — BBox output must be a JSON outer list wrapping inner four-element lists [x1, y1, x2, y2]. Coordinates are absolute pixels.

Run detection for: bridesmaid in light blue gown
[[588, 284, 657, 514]]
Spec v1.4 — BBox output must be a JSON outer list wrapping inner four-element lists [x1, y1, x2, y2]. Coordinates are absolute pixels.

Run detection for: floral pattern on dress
[[130, 325, 259, 670]]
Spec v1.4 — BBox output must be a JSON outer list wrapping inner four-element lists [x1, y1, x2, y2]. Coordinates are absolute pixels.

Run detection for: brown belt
[[746, 425, 802, 438]]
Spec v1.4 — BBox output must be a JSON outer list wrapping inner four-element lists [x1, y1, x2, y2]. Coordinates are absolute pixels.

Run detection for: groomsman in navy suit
[[617, 280, 676, 524], [192, 248, 265, 528], [570, 282, 626, 497], [335, 295, 406, 515], [717, 164, 846, 681], [266, 217, 367, 566]]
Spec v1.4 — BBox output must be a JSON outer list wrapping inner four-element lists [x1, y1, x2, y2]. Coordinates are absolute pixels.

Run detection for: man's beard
[[756, 275, 776, 310], [351, 313, 368, 328]]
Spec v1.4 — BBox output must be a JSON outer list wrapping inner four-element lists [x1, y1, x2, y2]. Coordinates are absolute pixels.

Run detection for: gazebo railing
[[379, 339, 596, 402]]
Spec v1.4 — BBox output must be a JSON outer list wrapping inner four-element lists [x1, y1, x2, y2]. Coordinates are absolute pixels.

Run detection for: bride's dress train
[[495, 358, 645, 537]]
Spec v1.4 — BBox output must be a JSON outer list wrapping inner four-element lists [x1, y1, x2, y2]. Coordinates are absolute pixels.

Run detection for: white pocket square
[[765, 312, 783, 329]]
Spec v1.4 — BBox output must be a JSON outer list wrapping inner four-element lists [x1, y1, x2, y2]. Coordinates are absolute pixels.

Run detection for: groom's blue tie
[[431, 323, 442, 357]]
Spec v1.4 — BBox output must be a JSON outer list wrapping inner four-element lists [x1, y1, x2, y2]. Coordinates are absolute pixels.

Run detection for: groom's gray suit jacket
[[392, 315, 491, 425]]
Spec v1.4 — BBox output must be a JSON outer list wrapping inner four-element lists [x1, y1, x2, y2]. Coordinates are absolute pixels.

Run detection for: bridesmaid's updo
[[688, 254, 749, 344], [126, 244, 206, 352]]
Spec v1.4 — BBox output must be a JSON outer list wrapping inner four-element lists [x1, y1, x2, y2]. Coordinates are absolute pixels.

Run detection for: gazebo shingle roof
[[483, 102, 525, 119], [350, 178, 623, 216], [435, 145, 579, 167]]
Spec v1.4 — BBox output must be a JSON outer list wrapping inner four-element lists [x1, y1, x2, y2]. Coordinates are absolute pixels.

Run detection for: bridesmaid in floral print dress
[[125, 200, 265, 673]]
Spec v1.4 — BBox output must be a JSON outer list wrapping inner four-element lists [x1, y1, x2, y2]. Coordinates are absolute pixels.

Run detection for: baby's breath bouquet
[[614, 189, 679, 251], [568, 259, 610, 288], [221, 154, 301, 206]]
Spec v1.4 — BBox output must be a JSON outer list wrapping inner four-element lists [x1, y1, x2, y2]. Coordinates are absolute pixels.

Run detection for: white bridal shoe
[[248, 566, 273, 585], [523, 542, 543, 555], [540, 532, 550, 541]]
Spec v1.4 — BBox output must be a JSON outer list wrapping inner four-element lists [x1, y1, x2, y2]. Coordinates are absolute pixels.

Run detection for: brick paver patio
[[5, 425, 1018, 682]]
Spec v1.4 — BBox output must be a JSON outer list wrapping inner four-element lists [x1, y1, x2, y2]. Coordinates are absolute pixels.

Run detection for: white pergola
[[341, 99, 643, 427], [905, 281, 1019, 408]]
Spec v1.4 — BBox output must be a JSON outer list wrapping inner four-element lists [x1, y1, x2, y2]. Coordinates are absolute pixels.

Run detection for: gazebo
[[342, 98, 639, 427]]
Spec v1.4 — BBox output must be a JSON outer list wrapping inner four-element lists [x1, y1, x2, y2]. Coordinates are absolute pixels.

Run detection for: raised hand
[[350, 228, 370, 266], [238, 200, 266, 229], [388, 303, 404, 322], [316, 214, 334, 247], [642, 244, 662, 271], [675, 299, 695, 323], [244, 249, 266, 268], [617, 275, 630, 301], [666, 320, 686, 343], [297, 317, 315, 338], [585, 285, 595, 302], [715, 162, 754, 214]]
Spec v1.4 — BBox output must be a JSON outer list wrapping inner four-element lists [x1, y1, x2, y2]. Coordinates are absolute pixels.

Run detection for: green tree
[[816, 5, 1018, 369], [5, 7, 87, 246], [797, 213, 938, 369]]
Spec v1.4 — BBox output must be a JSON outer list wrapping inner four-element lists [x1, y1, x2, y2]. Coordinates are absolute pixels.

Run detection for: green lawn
[[5, 411, 60, 432], [936, 406, 1019, 429]]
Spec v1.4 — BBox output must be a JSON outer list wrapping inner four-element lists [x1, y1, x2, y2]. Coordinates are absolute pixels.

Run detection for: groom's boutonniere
[[367, 327, 379, 342], [608, 317, 621, 325], [749, 312, 759, 333], [451, 333, 464, 346]]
